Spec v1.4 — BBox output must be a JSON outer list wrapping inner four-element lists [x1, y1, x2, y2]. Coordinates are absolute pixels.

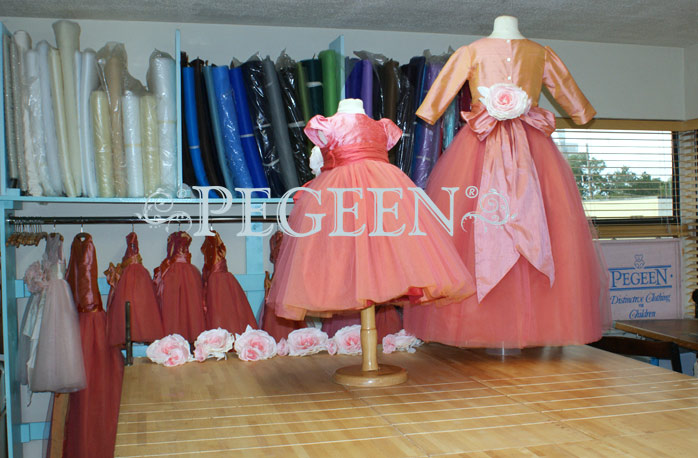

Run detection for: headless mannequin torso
[[488, 15, 526, 39], [336, 98, 366, 115]]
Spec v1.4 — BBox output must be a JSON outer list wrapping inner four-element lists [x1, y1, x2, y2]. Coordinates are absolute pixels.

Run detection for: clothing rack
[[6, 215, 277, 225]]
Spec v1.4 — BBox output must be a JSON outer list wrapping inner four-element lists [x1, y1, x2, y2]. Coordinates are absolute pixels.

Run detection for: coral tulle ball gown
[[201, 231, 258, 334], [105, 232, 165, 346], [403, 38, 610, 348], [153, 231, 206, 342], [267, 109, 475, 321]]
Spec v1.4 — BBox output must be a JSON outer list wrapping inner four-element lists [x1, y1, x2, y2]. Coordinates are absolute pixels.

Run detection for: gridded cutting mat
[[115, 344, 698, 457]]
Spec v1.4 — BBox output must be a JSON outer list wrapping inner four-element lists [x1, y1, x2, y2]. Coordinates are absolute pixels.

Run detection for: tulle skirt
[[159, 264, 206, 342], [205, 271, 258, 334], [322, 305, 402, 340], [260, 301, 305, 341], [404, 124, 608, 348], [268, 160, 475, 321], [107, 264, 165, 346]]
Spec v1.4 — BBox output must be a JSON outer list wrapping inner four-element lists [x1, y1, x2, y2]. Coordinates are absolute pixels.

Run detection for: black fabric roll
[[277, 64, 314, 185], [192, 59, 223, 187], [301, 58, 324, 117], [382, 60, 400, 164], [395, 63, 416, 174], [180, 53, 197, 187], [241, 60, 285, 197], [371, 63, 384, 120]]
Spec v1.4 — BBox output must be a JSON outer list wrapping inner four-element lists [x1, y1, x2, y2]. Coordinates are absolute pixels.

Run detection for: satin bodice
[[105, 232, 144, 287], [66, 233, 104, 313], [417, 38, 595, 126], [166, 231, 193, 263], [201, 231, 228, 285]]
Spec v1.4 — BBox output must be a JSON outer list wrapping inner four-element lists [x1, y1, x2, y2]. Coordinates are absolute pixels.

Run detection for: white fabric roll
[[90, 91, 114, 197], [78, 50, 99, 197], [12, 31, 30, 192], [24, 49, 49, 196], [140, 95, 160, 196], [104, 53, 126, 197], [147, 54, 177, 196], [37, 41, 64, 196], [122, 91, 144, 197], [52, 20, 82, 194], [48, 47, 78, 197], [3, 35, 18, 182]]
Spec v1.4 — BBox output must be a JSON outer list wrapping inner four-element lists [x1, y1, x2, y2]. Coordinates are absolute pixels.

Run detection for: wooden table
[[115, 343, 698, 457], [615, 319, 698, 352]]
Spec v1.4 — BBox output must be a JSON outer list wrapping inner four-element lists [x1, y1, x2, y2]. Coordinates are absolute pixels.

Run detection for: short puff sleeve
[[378, 118, 402, 150], [304, 115, 333, 148]]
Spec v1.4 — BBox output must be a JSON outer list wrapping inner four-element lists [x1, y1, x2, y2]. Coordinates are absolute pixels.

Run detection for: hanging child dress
[[201, 231, 258, 333], [404, 38, 609, 348], [105, 232, 165, 346], [267, 112, 475, 321], [64, 233, 124, 458], [30, 234, 86, 393], [153, 231, 206, 341]]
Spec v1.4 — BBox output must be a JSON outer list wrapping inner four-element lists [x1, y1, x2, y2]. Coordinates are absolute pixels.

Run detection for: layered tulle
[[157, 263, 206, 342], [322, 305, 402, 341], [403, 124, 607, 348], [204, 271, 258, 334]]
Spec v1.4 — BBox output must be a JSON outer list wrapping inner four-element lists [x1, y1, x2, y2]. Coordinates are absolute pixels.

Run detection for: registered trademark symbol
[[465, 186, 479, 199]]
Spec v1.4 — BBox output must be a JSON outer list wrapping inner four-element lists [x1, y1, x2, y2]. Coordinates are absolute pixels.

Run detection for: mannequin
[[310, 98, 366, 174], [488, 15, 526, 39], [336, 98, 365, 114]]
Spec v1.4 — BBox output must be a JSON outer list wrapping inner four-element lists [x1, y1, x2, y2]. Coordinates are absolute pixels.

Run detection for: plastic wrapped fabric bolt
[[203, 66, 235, 190], [140, 94, 161, 196], [36, 41, 64, 195], [191, 59, 224, 187], [294, 61, 312, 122], [122, 91, 144, 197], [300, 58, 324, 118], [180, 52, 197, 187], [3, 34, 19, 186], [181, 65, 211, 189], [90, 91, 115, 197], [410, 60, 444, 189], [78, 49, 99, 197], [13, 31, 30, 193], [24, 49, 50, 196], [395, 63, 416, 175], [318, 49, 339, 116], [354, 50, 389, 120]]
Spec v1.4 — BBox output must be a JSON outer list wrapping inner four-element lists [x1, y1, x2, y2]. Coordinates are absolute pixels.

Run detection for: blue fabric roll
[[442, 98, 457, 150], [345, 58, 361, 100], [211, 66, 254, 192], [203, 66, 235, 190], [360, 60, 373, 118], [181, 66, 211, 189], [229, 67, 269, 191], [409, 56, 427, 184], [410, 62, 444, 188]]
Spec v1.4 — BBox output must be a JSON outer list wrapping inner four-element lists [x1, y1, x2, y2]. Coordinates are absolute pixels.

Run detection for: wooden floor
[[115, 344, 698, 457]]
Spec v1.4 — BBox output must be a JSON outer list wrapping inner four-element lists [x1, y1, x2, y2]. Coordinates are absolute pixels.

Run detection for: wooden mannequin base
[[333, 364, 408, 387]]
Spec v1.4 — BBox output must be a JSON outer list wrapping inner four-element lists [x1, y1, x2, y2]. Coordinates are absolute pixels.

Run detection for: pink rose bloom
[[478, 83, 531, 121], [382, 329, 422, 354], [333, 325, 362, 355], [286, 327, 330, 356], [146, 334, 193, 367], [234, 325, 277, 361], [193, 328, 234, 362], [24, 261, 47, 294], [326, 339, 338, 356], [277, 338, 289, 356]]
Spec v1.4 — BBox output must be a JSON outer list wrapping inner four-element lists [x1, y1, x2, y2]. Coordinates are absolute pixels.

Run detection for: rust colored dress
[[153, 231, 206, 341], [105, 232, 165, 346], [64, 233, 124, 458], [201, 231, 258, 334]]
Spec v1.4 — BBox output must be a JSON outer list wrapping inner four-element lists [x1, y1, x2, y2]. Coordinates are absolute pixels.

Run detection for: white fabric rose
[[478, 83, 531, 121]]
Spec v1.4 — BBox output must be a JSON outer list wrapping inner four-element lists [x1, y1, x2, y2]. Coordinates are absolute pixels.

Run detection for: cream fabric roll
[[146, 53, 177, 196], [122, 91, 144, 197], [52, 20, 82, 194], [140, 95, 160, 196], [24, 49, 50, 196], [12, 31, 29, 192], [90, 91, 115, 197], [3, 35, 18, 182], [105, 54, 127, 197], [48, 47, 78, 197], [78, 50, 99, 197], [37, 41, 64, 196]]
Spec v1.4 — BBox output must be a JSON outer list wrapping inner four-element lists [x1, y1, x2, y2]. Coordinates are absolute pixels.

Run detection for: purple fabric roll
[[345, 58, 361, 100], [360, 60, 373, 118], [410, 62, 444, 188]]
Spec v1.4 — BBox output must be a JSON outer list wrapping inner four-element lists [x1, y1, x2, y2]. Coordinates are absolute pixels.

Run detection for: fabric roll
[[360, 60, 374, 119], [345, 58, 361, 100], [262, 58, 299, 191], [23, 49, 48, 196], [52, 20, 83, 193], [442, 98, 457, 151], [211, 65, 255, 191], [78, 50, 99, 197], [48, 47, 78, 196], [241, 60, 284, 197], [140, 95, 160, 196], [181, 66, 210, 188], [395, 63, 416, 174], [294, 62, 312, 122], [319, 50, 338, 116], [37, 41, 63, 195], [276, 64, 314, 185], [382, 60, 399, 123], [104, 53, 127, 197], [229, 67, 268, 190], [180, 55, 197, 187], [146, 53, 177, 196], [371, 62, 384, 120], [13, 31, 30, 192], [301, 59, 324, 117], [3, 35, 18, 184], [410, 62, 444, 188], [90, 91, 115, 197], [192, 59, 223, 187], [202, 66, 234, 190], [122, 92, 144, 197]]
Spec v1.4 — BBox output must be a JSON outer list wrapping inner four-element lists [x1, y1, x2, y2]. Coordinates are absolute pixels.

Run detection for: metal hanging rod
[[6, 215, 277, 225]]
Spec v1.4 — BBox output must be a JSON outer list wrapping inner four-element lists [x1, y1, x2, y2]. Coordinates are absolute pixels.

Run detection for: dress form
[[488, 15, 526, 39]]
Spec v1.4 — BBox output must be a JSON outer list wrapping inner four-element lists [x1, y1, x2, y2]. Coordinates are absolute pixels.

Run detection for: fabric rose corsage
[[24, 261, 47, 294], [309, 146, 324, 176], [382, 329, 423, 354], [278, 327, 330, 357], [146, 334, 193, 367], [193, 328, 234, 362], [332, 325, 362, 355], [234, 326, 277, 361], [478, 83, 531, 121]]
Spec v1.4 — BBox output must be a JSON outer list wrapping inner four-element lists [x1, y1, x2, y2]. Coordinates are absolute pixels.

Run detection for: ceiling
[[2, 0, 697, 47]]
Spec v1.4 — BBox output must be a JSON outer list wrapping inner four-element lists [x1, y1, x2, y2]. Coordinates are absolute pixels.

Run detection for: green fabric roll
[[301, 58, 324, 117], [319, 50, 338, 116], [295, 62, 312, 122]]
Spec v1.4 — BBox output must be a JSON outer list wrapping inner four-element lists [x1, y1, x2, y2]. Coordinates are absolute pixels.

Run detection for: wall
[[684, 43, 698, 120]]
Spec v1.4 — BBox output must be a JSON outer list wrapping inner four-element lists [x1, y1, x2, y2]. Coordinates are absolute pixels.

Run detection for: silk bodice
[[305, 113, 402, 159], [201, 231, 228, 285], [417, 38, 595, 126], [66, 233, 104, 313]]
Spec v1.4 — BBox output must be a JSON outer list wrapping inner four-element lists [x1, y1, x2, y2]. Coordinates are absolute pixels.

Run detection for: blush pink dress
[[403, 38, 609, 348], [267, 112, 475, 321]]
